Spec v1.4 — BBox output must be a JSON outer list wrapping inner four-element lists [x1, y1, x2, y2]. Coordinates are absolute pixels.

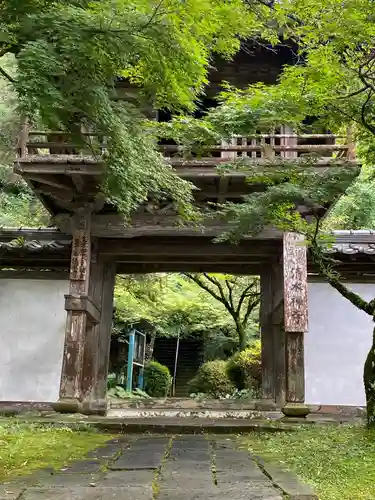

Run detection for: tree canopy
[[114, 273, 260, 359], [0, 0, 268, 216]]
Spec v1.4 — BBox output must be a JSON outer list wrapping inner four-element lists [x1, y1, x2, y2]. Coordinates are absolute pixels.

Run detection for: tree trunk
[[364, 321, 375, 427], [236, 321, 247, 351], [145, 330, 157, 362]]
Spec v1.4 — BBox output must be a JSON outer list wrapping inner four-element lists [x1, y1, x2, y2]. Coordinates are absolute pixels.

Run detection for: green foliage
[[0, 54, 48, 226], [144, 360, 172, 398], [107, 385, 150, 399], [226, 340, 261, 391], [202, 330, 240, 361], [187, 360, 235, 398], [0, 0, 264, 216], [114, 273, 252, 341], [325, 164, 375, 230], [213, 162, 359, 242]]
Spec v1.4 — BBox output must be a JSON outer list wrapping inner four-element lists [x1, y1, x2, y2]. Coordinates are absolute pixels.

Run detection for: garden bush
[[144, 361, 172, 397], [226, 340, 261, 391], [187, 360, 235, 398]]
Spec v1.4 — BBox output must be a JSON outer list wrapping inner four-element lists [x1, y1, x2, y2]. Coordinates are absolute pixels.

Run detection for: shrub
[[187, 360, 235, 398], [144, 361, 172, 397], [226, 340, 261, 391]]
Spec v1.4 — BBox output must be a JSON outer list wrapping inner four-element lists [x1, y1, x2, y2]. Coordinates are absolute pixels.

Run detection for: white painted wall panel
[[306, 281, 374, 406], [0, 279, 69, 402]]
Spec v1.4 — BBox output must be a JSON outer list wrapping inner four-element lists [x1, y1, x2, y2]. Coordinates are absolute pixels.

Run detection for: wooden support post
[[53, 208, 116, 415], [282, 232, 309, 418], [259, 232, 309, 417], [93, 261, 116, 407], [80, 255, 116, 415], [54, 211, 92, 413], [260, 259, 286, 409]]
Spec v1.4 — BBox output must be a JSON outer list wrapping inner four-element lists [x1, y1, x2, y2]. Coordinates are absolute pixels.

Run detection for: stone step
[[107, 408, 283, 420]]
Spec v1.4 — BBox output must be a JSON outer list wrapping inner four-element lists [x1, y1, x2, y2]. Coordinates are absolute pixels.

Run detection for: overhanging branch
[[0, 65, 15, 83]]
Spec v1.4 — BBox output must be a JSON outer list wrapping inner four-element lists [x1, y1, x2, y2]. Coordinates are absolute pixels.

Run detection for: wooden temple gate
[[10, 127, 357, 416]]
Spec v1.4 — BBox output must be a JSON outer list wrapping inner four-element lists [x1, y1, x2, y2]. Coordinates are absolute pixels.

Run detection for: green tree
[[184, 273, 260, 351], [0, 0, 266, 217], [0, 54, 48, 226], [113, 273, 259, 364], [154, 0, 375, 425]]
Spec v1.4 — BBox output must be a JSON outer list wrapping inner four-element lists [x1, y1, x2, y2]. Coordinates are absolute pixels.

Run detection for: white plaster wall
[[0, 278, 69, 402], [306, 281, 375, 406]]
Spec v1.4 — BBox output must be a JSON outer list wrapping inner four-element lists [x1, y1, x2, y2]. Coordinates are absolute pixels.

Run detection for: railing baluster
[[251, 136, 257, 159], [346, 124, 355, 161], [19, 119, 29, 158]]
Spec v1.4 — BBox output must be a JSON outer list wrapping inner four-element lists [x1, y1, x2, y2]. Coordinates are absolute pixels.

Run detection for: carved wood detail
[[283, 232, 308, 333]]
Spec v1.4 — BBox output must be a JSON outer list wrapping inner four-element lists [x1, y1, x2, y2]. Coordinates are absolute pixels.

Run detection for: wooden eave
[[14, 154, 360, 222]]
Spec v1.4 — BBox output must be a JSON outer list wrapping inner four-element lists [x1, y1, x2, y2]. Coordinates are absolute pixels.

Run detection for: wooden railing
[[17, 125, 356, 162]]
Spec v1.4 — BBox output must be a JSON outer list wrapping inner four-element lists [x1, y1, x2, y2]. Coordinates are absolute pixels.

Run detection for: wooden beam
[[35, 187, 74, 202], [96, 236, 281, 257], [25, 174, 73, 191], [116, 262, 262, 274], [113, 256, 267, 264], [56, 213, 283, 240], [14, 161, 103, 176]]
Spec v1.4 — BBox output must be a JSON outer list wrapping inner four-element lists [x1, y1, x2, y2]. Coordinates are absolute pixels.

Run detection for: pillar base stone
[[52, 398, 83, 414], [52, 398, 109, 416], [82, 398, 109, 416], [281, 402, 310, 418]]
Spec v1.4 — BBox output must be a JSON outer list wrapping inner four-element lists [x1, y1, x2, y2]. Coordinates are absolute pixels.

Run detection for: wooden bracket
[[64, 294, 101, 324]]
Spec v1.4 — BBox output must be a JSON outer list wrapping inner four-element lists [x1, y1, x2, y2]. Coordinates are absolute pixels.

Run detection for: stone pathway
[[0, 435, 317, 499]]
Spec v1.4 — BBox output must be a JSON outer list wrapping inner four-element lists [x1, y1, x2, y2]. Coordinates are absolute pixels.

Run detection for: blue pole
[[126, 331, 135, 392], [137, 367, 144, 390]]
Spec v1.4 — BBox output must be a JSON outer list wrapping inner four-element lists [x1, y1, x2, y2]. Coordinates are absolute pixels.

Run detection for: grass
[[243, 424, 375, 500], [0, 421, 113, 482]]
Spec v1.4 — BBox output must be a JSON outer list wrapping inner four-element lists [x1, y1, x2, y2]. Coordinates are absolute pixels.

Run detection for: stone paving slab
[[254, 458, 319, 500], [20, 486, 153, 499], [86, 444, 127, 459], [97, 470, 155, 486], [1, 434, 318, 500], [157, 488, 282, 500], [0, 485, 25, 500], [61, 460, 103, 474], [32, 473, 101, 488], [108, 450, 163, 470], [109, 437, 168, 471]]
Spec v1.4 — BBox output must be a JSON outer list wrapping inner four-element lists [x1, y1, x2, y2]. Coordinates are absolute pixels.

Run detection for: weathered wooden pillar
[[83, 258, 116, 414], [259, 232, 309, 417], [260, 257, 286, 408], [282, 232, 309, 417], [53, 209, 116, 415]]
